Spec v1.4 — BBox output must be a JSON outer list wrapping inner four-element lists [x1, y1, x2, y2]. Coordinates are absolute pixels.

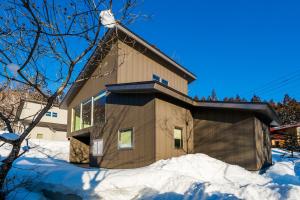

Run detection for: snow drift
[[1, 140, 300, 199]]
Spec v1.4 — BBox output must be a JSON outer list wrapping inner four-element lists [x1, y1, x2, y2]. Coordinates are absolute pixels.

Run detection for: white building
[[17, 100, 67, 141]]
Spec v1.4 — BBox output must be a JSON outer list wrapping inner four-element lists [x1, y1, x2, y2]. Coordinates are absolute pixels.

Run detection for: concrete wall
[[28, 126, 67, 141], [20, 101, 67, 125]]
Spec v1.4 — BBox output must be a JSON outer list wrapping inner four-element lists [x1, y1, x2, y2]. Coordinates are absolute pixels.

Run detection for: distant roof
[[106, 81, 281, 126], [270, 122, 300, 132], [61, 23, 196, 108]]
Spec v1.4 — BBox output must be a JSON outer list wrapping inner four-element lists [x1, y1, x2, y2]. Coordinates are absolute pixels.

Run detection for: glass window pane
[[45, 112, 51, 117], [82, 99, 92, 128], [152, 74, 160, 82], [118, 129, 133, 149], [52, 112, 58, 117], [73, 105, 81, 131], [174, 128, 182, 149], [94, 91, 106, 125], [162, 79, 169, 86]]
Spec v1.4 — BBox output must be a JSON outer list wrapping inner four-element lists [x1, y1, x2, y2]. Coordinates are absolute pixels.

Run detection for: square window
[[36, 133, 43, 139], [152, 74, 160, 82], [92, 139, 103, 156], [45, 112, 51, 117], [174, 128, 182, 149], [52, 112, 58, 117], [161, 79, 169, 86], [118, 129, 133, 149]]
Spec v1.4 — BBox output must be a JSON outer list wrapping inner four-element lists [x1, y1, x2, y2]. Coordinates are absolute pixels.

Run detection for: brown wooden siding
[[89, 93, 156, 169], [254, 117, 272, 169], [155, 98, 193, 161], [117, 41, 188, 94], [67, 43, 118, 134], [193, 109, 257, 170]]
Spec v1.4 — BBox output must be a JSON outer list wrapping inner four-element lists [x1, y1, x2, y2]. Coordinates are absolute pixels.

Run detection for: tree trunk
[[0, 143, 21, 199]]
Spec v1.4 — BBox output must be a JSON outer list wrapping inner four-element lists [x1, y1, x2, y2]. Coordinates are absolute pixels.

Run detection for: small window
[[174, 128, 183, 149], [52, 112, 58, 118], [152, 74, 160, 82], [36, 133, 43, 139], [161, 79, 169, 86], [45, 112, 51, 117], [118, 129, 133, 149], [92, 139, 103, 156]]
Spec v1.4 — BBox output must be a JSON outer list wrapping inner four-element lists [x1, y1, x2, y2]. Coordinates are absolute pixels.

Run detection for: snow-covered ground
[[1, 140, 300, 200]]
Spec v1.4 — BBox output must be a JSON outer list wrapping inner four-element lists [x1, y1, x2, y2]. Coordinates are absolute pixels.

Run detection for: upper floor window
[[52, 112, 58, 117], [72, 90, 107, 132], [152, 74, 160, 82], [161, 79, 169, 86], [45, 112, 51, 117]]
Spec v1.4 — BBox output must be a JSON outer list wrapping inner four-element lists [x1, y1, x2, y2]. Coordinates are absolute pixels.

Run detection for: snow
[[0, 132, 20, 140], [100, 10, 115, 28], [1, 140, 300, 199]]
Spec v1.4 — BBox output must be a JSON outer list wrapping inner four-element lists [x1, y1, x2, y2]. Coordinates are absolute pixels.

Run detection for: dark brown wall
[[155, 98, 193, 160], [193, 108, 258, 170], [67, 43, 118, 133], [89, 93, 156, 169], [117, 41, 189, 94], [255, 117, 272, 169]]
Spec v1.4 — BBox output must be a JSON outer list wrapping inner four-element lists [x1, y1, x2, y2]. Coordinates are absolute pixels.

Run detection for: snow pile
[[1, 140, 300, 200], [100, 10, 115, 28]]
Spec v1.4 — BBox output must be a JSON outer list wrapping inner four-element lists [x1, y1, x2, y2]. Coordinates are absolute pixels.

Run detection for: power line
[[242, 68, 300, 97]]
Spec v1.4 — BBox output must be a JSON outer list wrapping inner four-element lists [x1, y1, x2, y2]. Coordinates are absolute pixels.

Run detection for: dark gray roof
[[106, 81, 281, 126]]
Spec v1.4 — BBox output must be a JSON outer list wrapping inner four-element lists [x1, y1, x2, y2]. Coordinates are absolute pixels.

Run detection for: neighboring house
[[270, 123, 300, 148], [61, 23, 280, 170], [17, 100, 68, 141]]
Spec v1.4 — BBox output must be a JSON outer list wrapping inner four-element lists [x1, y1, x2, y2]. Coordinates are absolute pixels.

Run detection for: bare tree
[[0, 0, 140, 198]]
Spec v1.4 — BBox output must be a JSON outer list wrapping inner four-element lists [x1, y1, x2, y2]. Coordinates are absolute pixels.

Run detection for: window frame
[[92, 139, 104, 156], [71, 90, 107, 132], [45, 112, 51, 117], [52, 112, 58, 118], [118, 128, 134, 150], [152, 74, 160, 82], [36, 133, 43, 139], [161, 79, 169, 86], [173, 127, 183, 149]]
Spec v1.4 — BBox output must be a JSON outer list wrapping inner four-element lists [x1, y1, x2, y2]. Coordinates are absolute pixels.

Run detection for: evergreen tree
[[251, 94, 261, 102]]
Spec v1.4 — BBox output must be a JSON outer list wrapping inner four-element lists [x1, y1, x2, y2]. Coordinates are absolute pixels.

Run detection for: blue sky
[[126, 0, 300, 102]]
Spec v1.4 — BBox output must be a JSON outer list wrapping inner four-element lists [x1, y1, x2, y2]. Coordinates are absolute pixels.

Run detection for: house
[[61, 23, 280, 170], [17, 100, 68, 141], [270, 123, 300, 148]]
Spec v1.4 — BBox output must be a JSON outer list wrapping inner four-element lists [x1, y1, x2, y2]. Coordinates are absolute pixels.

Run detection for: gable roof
[[61, 23, 196, 108]]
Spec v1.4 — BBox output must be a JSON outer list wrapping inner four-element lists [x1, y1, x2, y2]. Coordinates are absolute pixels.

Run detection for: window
[[174, 128, 182, 149], [92, 139, 103, 156], [45, 112, 51, 117], [82, 99, 92, 128], [73, 105, 81, 131], [118, 128, 133, 149], [52, 112, 58, 117], [72, 90, 107, 132], [36, 133, 43, 139], [152, 74, 160, 82], [161, 79, 169, 86], [93, 91, 106, 125]]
